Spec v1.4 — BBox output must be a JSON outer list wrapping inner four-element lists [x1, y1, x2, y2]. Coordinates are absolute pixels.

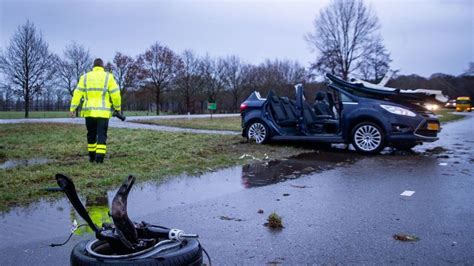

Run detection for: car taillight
[[240, 103, 248, 112]]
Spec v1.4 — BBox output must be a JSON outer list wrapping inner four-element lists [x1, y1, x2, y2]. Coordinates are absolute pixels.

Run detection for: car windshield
[[456, 100, 471, 104]]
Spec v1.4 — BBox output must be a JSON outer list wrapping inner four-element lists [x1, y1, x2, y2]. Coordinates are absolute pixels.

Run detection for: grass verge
[[134, 116, 242, 131], [434, 109, 465, 123], [0, 123, 305, 210]]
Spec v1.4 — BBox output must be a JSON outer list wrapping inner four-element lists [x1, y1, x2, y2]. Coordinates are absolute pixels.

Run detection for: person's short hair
[[93, 58, 104, 68]]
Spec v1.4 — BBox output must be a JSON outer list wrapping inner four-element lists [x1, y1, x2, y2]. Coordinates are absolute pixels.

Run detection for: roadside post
[[207, 102, 217, 119]]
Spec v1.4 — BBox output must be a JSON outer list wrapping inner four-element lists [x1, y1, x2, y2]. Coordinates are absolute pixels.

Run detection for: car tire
[[246, 121, 270, 144], [351, 122, 385, 154], [70, 239, 202, 266]]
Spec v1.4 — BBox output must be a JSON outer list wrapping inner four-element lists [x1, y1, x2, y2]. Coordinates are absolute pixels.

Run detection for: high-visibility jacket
[[70, 66, 121, 118]]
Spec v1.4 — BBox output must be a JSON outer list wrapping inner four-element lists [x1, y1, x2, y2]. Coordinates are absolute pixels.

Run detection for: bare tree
[[306, 0, 387, 80], [57, 42, 92, 97], [105, 61, 114, 72], [222, 55, 251, 112], [111, 52, 143, 105], [243, 59, 307, 97], [0, 21, 56, 118], [358, 36, 391, 82], [201, 55, 226, 104], [173, 50, 205, 113], [139, 42, 181, 115]]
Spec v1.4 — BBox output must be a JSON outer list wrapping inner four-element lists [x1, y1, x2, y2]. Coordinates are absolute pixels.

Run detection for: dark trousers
[[85, 117, 109, 162]]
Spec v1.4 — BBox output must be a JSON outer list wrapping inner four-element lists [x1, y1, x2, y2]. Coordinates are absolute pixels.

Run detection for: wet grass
[[435, 109, 465, 123], [134, 116, 242, 131], [0, 123, 305, 210]]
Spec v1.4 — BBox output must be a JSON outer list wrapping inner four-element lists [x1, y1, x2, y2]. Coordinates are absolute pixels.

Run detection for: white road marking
[[400, 190, 415, 197], [439, 163, 448, 166]]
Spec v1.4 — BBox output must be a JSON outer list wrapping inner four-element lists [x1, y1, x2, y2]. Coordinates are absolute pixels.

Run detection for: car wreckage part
[[54, 174, 207, 265]]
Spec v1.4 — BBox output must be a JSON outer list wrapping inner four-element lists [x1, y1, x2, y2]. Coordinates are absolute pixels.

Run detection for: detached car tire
[[351, 122, 385, 154], [246, 121, 270, 144], [70, 239, 202, 266]]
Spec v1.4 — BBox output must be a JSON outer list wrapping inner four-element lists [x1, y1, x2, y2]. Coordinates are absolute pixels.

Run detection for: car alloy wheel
[[247, 122, 267, 144], [353, 124, 382, 152]]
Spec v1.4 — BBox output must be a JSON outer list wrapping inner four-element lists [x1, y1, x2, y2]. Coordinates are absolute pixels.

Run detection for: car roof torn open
[[326, 73, 449, 103]]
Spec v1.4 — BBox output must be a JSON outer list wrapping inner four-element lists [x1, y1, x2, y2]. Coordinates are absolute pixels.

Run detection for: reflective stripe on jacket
[[69, 66, 121, 118]]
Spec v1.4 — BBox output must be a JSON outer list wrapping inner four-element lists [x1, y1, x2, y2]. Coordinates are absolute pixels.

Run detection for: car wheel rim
[[354, 125, 382, 152], [248, 123, 266, 144]]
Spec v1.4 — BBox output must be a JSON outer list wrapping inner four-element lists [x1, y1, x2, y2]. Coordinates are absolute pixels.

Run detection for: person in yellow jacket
[[70, 58, 121, 163]]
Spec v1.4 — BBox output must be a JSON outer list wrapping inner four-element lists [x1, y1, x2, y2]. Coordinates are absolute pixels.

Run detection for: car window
[[341, 93, 355, 102]]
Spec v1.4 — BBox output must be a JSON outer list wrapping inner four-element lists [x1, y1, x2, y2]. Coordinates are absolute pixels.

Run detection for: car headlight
[[425, 104, 439, 111], [380, 105, 416, 117]]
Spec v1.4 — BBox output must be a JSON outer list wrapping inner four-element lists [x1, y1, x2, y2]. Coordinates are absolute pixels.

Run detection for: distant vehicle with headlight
[[425, 103, 440, 111], [444, 99, 456, 109], [241, 73, 444, 154], [455, 96, 472, 112]]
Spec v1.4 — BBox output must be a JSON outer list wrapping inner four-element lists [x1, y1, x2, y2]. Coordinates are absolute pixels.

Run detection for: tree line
[[0, 21, 310, 116], [0, 0, 472, 118]]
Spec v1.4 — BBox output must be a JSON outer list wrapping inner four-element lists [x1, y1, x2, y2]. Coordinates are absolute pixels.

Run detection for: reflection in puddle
[[0, 158, 51, 169], [72, 194, 111, 235], [242, 151, 360, 188]]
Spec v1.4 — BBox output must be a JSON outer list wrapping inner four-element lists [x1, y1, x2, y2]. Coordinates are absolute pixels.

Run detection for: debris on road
[[393, 234, 419, 241], [400, 190, 415, 197], [282, 193, 290, 197], [239, 153, 270, 161], [257, 209, 264, 214], [239, 154, 256, 160], [219, 215, 243, 222], [290, 184, 308, 189], [264, 212, 284, 229]]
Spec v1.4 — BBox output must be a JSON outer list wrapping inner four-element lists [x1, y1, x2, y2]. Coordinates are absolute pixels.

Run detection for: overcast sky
[[0, 0, 473, 77]]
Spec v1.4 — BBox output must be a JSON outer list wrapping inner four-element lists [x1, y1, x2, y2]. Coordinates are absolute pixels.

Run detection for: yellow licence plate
[[427, 123, 439, 131]]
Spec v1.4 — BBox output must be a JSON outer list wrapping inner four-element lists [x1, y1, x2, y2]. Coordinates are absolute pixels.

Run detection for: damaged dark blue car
[[240, 74, 444, 154]]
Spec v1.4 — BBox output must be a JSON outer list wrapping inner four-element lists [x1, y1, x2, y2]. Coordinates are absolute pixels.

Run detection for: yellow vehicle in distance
[[455, 96, 472, 112]]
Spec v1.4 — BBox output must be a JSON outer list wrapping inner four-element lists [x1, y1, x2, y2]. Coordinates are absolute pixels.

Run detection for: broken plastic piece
[[393, 234, 419, 241]]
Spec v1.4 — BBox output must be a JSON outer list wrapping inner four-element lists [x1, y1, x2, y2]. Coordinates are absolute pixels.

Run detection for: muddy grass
[[0, 123, 306, 210]]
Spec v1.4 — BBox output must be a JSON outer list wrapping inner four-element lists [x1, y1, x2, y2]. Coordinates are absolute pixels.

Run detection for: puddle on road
[[241, 151, 360, 187], [0, 150, 361, 247], [0, 145, 466, 248], [0, 158, 51, 169]]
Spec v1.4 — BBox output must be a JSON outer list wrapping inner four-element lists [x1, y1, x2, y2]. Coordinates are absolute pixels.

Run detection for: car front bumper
[[387, 118, 440, 143]]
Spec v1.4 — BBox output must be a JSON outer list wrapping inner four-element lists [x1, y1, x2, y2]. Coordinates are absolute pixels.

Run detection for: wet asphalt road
[[0, 113, 473, 265]]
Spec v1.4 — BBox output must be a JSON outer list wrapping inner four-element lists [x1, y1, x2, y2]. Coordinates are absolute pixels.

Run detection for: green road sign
[[207, 102, 217, 110]]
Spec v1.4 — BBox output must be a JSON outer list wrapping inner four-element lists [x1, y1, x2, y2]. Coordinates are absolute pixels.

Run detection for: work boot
[[95, 154, 105, 164], [88, 152, 96, 163]]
